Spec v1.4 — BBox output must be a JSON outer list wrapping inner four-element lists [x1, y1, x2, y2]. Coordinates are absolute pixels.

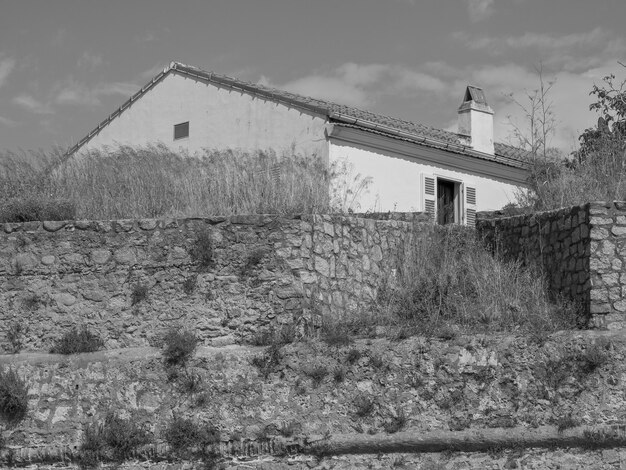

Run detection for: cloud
[[13, 94, 53, 115], [263, 63, 446, 108], [77, 52, 104, 70], [464, 0, 495, 22], [0, 56, 16, 89], [452, 28, 626, 71], [55, 79, 137, 106], [0, 115, 18, 128]]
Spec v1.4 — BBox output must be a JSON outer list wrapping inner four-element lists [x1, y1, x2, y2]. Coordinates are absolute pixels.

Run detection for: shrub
[[0, 368, 28, 425], [346, 348, 362, 365], [50, 328, 104, 354], [6, 322, 28, 353], [164, 416, 220, 458], [242, 248, 267, 275], [383, 409, 408, 434], [250, 343, 282, 379], [162, 328, 198, 367], [131, 283, 149, 306], [304, 364, 329, 387], [182, 274, 198, 295], [353, 394, 375, 418], [249, 324, 297, 347], [578, 342, 610, 374], [279, 420, 301, 438], [191, 231, 214, 269], [78, 412, 151, 467], [333, 367, 346, 383]]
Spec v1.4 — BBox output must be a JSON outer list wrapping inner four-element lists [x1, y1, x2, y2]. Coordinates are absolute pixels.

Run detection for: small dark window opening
[[437, 179, 459, 225], [173, 121, 189, 140]]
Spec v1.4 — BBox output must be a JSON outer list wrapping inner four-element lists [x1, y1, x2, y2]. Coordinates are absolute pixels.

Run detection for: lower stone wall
[[476, 204, 590, 316], [1, 331, 624, 468]]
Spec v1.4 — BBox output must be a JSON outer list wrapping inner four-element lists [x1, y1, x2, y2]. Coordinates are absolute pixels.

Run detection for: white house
[[67, 61, 529, 224]]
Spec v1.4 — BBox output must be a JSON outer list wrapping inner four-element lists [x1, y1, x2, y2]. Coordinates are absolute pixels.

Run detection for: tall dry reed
[[0, 145, 331, 221]]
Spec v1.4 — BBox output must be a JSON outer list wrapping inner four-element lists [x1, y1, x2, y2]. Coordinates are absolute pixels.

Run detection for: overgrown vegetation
[[241, 247, 267, 275], [131, 283, 149, 306], [49, 327, 104, 354], [0, 145, 330, 221], [509, 64, 626, 211], [191, 230, 214, 270], [250, 343, 282, 379], [249, 324, 297, 347], [164, 416, 220, 467], [372, 225, 576, 338], [0, 368, 28, 425], [78, 412, 151, 468], [162, 328, 198, 367], [6, 322, 28, 353]]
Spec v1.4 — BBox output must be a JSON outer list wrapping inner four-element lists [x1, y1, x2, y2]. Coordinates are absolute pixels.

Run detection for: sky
[[1, 0, 625, 155]]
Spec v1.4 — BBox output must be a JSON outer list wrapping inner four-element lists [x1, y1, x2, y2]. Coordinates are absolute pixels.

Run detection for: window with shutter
[[422, 174, 436, 220], [173, 121, 189, 140], [465, 185, 477, 226]]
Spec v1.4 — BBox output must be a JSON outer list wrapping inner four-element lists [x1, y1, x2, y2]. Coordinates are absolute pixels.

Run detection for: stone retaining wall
[[477, 201, 626, 328], [0, 213, 431, 352], [587, 202, 626, 327]]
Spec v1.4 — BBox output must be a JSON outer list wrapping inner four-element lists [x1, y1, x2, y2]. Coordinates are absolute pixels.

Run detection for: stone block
[[590, 227, 609, 240], [43, 220, 66, 232], [614, 299, 626, 312], [590, 217, 613, 225], [314, 256, 330, 277], [611, 226, 626, 237]]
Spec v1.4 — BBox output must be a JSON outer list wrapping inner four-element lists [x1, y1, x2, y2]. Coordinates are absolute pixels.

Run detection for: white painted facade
[[71, 64, 528, 222], [329, 141, 520, 214], [83, 73, 331, 161]]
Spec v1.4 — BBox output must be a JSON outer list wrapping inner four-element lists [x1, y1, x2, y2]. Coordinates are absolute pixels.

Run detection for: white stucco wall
[[329, 141, 521, 213], [81, 72, 331, 160]]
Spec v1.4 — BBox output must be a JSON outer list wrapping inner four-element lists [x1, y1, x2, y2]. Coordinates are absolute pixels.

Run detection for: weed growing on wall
[[78, 412, 151, 467], [191, 230, 214, 270], [0, 368, 28, 426], [182, 274, 198, 295], [250, 343, 282, 379], [241, 247, 267, 275], [162, 328, 198, 367], [164, 416, 221, 466], [6, 322, 28, 353], [376, 225, 576, 338], [50, 327, 104, 354], [130, 283, 149, 306], [249, 324, 297, 347]]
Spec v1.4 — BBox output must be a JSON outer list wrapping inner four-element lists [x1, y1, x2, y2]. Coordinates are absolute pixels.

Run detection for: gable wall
[[329, 140, 521, 212], [81, 73, 331, 160]]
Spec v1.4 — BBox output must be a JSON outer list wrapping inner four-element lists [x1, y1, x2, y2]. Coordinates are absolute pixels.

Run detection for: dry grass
[[374, 225, 576, 337], [0, 145, 330, 221]]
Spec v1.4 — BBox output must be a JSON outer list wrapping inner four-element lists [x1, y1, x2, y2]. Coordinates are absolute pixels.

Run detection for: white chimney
[[458, 85, 494, 155]]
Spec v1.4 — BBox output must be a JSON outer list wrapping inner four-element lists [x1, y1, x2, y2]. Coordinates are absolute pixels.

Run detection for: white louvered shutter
[[465, 184, 477, 226], [422, 174, 436, 221]]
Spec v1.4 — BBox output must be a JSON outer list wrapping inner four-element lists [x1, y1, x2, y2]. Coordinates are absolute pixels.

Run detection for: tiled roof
[[66, 61, 531, 169]]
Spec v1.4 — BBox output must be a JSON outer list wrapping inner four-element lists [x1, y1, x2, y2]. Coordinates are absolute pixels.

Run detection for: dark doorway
[[437, 179, 456, 225]]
